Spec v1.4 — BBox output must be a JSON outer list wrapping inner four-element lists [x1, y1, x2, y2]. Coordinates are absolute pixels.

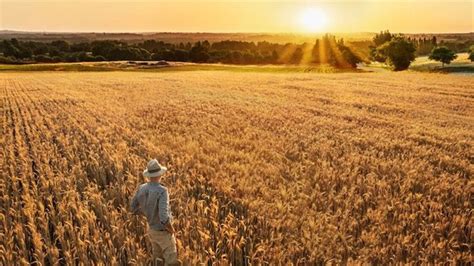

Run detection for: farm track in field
[[1, 71, 473, 264]]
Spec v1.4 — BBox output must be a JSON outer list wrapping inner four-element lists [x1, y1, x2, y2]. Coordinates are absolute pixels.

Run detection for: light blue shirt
[[130, 182, 172, 231]]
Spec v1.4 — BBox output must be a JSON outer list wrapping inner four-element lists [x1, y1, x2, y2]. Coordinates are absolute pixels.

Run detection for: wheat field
[[1, 71, 472, 264]]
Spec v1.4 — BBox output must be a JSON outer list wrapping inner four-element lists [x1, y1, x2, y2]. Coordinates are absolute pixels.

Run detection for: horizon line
[[1, 29, 473, 35]]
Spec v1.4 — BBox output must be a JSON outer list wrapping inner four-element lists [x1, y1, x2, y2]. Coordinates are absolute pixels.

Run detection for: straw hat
[[143, 159, 167, 178]]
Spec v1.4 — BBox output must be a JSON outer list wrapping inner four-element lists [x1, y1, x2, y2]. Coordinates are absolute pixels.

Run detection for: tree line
[[0, 35, 363, 68], [2, 32, 472, 71], [369, 30, 474, 71]]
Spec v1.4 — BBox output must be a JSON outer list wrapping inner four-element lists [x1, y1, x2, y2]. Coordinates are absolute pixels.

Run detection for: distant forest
[[0, 32, 472, 67], [0, 35, 366, 68]]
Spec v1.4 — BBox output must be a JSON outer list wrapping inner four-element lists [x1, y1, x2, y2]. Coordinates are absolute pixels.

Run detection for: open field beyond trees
[[1, 71, 473, 264]]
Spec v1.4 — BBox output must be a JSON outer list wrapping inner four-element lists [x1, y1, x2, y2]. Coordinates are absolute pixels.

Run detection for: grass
[[0, 62, 116, 72], [358, 53, 473, 74], [409, 53, 474, 73], [410, 52, 473, 73], [0, 61, 359, 73]]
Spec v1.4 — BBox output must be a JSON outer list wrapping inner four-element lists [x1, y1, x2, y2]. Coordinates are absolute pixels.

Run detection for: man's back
[[130, 182, 172, 231], [135, 159, 180, 265]]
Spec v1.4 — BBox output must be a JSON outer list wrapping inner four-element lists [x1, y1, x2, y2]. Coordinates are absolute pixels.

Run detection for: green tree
[[469, 45, 474, 62], [370, 30, 393, 62], [2, 40, 21, 58], [373, 30, 393, 46], [51, 40, 70, 52], [378, 37, 416, 71], [91, 40, 120, 58], [189, 42, 209, 63], [428, 46, 457, 67]]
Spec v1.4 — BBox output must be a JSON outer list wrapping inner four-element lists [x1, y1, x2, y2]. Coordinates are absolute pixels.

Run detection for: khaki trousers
[[147, 229, 179, 266]]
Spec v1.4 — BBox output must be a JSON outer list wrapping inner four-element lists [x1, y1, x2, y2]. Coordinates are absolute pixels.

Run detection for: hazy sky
[[1, 0, 472, 33]]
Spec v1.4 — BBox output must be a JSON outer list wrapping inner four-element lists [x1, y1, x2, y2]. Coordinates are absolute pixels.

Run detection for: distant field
[[1, 53, 472, 74], [1, 71, 472, 264], [1, 30, 472, 44], [0, 30, 377, 43], [358, 53, 474, 74], [409, 53, 473, 73], [0, 61, 356, 73]]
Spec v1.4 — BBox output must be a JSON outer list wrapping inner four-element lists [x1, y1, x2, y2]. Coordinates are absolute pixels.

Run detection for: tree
[[2, 39, 33, 59], [311, 34, 338, 65], [202, 40, 211, 50], [370, 30, 393, 62], [469, 45, 474, 62], [51, 40, 70, 52], [289, 47, 303, 64], [428, 46, 457, 67], [378, 37, 416, 71], [70, 42, 91, 52], [189, 42, 209, 63], [91, 40, 120, 57], [308, 34, 361, 68], [107, 47, 150, 61], [173, 49, 189, 62], [2, 40, 21, 58], [337, 44, 363, 68], [373, 30, 393, 46], [270, 50, 279, 63]]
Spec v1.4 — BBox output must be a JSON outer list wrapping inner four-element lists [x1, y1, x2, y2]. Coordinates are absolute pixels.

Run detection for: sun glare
[[298, 8, 328, 33]]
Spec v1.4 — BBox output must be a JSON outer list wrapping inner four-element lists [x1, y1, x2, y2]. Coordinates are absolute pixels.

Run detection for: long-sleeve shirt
[[130, 182, 172, 231]]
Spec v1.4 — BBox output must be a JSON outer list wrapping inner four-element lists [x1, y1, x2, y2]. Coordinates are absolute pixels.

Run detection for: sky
[[1, 0, 472, 33]]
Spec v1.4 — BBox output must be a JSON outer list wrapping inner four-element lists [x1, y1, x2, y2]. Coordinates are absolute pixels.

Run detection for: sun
[[298, 8, 328, 33]]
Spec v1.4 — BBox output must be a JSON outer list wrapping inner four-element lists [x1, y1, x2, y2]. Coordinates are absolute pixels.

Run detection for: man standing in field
[[130, 159, 181, 266]]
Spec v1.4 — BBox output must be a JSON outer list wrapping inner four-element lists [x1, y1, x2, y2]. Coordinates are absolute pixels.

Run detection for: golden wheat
[[1, 71, 472, 264]]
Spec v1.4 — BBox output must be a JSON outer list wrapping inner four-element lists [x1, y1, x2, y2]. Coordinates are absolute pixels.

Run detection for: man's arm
[[158, 188, 174, 233]]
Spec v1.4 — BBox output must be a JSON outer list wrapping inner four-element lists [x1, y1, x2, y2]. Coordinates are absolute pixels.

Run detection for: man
[[130, 159, 180, 266]]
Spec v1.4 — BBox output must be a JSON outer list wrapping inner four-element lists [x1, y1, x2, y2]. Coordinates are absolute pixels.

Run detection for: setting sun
[[298, 7, 328, 33]]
